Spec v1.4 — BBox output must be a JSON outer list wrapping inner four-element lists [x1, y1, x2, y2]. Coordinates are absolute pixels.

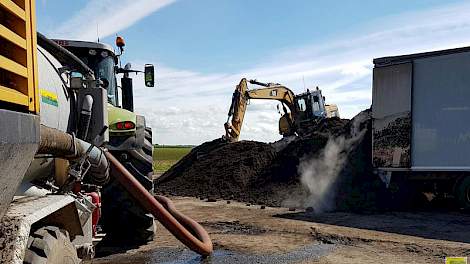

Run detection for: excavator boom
[[224, 78, 297, 142]]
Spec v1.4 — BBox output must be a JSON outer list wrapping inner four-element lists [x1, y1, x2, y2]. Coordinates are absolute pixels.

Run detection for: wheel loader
[[0, 1, 212, 263], [224, 78, 340, 142]]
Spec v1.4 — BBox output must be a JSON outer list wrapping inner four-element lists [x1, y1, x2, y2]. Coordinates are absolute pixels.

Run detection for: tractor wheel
[[117, 126, 154, 182], [456, 176, 470, 210], [100, 127, 155, 244], [23, 226, 80, 264], [143, 127, 153, 170]]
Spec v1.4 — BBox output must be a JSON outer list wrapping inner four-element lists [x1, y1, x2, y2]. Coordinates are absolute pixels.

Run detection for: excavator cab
[[294, 87, 328, 120], [293, 87, 329, 131]]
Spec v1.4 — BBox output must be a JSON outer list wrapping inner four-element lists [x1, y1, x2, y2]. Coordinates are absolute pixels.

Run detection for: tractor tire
[[23, 226, 80, 264], [143, 127, 153, 169], [100, 127, 155, 244], [456, 176, 470, 210]]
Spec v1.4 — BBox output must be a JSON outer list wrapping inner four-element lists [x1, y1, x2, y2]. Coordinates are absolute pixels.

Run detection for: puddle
[[143, 243, 334, 264]]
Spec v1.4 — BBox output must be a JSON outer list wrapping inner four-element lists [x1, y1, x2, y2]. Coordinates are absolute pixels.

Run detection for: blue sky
[[37, 0, 470, 144]]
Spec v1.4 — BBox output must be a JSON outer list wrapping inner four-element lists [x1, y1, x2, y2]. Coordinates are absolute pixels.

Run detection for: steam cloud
[[298, 136, 349, 212], [294, 112, 369, 213]]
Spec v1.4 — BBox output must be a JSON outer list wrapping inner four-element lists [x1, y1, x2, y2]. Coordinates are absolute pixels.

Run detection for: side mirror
[[144, 64, 155, 87], [70, 76, 84, 89], [69, 72, 84, 89]]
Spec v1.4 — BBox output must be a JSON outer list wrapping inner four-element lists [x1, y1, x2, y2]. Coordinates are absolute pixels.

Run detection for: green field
[[153, 146, 192, 174]]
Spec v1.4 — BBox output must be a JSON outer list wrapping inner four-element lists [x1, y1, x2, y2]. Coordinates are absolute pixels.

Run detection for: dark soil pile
[[156, 140, 277, 202], [156, 109, 386, 210]]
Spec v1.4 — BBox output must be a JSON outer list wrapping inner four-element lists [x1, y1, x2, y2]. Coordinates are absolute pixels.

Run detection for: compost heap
[[156, 109, 386, 211]]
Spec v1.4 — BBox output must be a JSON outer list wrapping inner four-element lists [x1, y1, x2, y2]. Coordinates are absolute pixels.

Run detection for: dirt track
[[90, 197, 470, 264]]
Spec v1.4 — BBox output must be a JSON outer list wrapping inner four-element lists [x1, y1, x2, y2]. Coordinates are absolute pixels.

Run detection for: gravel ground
[[89, 197, 470, 264]]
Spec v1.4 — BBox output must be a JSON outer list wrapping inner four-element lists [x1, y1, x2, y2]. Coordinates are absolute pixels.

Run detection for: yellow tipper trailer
[[0, 0, 40, 221], [0, 0, 38, 113]]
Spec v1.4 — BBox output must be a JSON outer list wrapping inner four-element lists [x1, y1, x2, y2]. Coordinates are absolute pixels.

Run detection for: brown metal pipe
[[38, 125, 76, 157], [38, 125, 109, 185], [105, 152, 213, 256]]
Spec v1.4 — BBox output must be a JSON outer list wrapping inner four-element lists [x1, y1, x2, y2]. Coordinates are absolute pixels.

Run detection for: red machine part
[[104, 152, 213, 256], [72, 182, 81, 193], [86, 192, 101, 236], [71, 182, 101, 236]]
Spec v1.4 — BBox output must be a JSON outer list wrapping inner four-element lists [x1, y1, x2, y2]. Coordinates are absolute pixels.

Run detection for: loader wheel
[[23, 226, 80, 264], [456, 176, 470, 210], [100, 127, 155, 245]]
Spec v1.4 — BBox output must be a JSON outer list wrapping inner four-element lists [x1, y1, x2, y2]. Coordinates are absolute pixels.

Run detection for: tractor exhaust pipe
[[77, 95, 93, 140], [104, 152, 213, 256]]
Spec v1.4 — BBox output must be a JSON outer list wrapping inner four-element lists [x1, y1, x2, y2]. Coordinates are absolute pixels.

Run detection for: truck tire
[[456, 176, 470, 210], [23, 226, 80, 264], [100, 127, 155, 244], [387, 179, 427, 210]]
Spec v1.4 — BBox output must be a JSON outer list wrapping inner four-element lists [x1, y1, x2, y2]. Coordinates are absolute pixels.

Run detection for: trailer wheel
[[23, 226, 80, 264], [388, 179, 428, 210], [456, 176, 470, 210], [101, 127, 155, 244]]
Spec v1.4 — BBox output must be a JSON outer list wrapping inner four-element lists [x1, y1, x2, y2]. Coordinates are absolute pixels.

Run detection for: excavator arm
[[224, 79, 249, 142], [224, 78, 298, 142]]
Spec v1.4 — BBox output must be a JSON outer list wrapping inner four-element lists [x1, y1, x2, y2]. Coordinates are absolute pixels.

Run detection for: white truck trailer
[[373, 46, 470, 209]]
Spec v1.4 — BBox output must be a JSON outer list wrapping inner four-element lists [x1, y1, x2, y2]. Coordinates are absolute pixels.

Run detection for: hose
[[37, 125, 109, 185], [154, 195, 211, 245], [37, 32, 95, 79], [104, 152, 213, 256]]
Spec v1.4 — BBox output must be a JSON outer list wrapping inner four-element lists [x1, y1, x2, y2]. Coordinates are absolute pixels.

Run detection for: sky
[[37, 0, 470, 145]]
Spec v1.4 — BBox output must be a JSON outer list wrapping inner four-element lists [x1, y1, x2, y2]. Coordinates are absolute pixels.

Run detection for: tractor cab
[[53, 40, 120, 106], [53, 38, 155, 139], [53, 38, 155, 111]]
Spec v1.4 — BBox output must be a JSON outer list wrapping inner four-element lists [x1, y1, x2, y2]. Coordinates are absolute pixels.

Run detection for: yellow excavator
[[224, 78, 339, 142]]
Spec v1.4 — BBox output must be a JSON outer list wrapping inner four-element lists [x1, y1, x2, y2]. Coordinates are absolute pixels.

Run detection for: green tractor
[[54, 37, 156, 244]]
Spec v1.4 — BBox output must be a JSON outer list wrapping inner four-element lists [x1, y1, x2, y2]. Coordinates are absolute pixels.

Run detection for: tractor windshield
[[78, 54, 117, 106]]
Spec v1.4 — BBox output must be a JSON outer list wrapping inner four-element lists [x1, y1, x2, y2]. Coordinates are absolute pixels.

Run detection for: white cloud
[[129, 1, 470, 144], [52, 0, 176, 40]]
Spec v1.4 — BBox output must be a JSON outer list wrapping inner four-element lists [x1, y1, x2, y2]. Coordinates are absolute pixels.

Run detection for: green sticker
[[40, 89, 58, 107], [446, 257, 467, 264]]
